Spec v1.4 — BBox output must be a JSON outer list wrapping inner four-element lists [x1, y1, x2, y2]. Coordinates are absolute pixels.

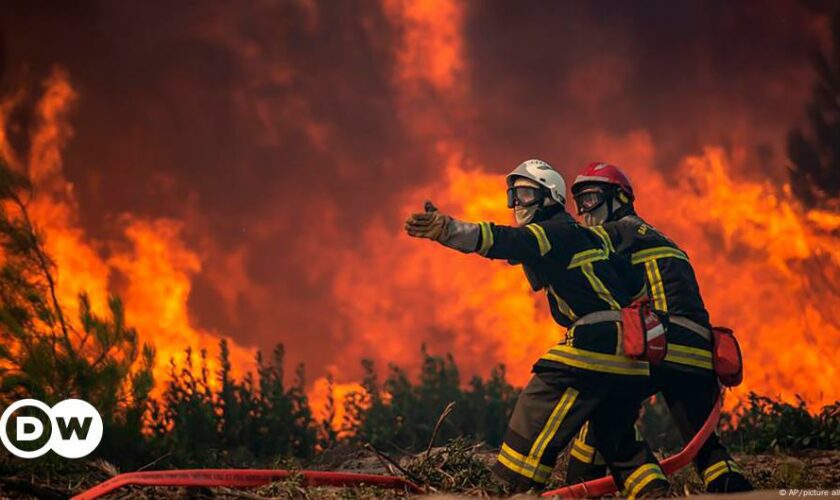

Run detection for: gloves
[[404, 211, 452, 241], [405, 203, 482, 253]]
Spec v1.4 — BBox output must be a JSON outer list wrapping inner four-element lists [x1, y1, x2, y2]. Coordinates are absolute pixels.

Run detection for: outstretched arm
[[404, 204, 549, 262]]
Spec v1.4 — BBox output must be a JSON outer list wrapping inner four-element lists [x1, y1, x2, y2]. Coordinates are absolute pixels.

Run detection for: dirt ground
[[1, 447, 838, 499]]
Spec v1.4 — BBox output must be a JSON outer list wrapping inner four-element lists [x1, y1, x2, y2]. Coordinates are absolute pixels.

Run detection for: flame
[[309, 376, 365, 432], [642, 147, 839, 409], [0, 68, 256, 392], [107, 218, 255, 389]]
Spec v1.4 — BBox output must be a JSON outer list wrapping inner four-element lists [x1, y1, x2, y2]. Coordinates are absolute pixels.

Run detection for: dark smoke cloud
[[462, 0, 824, 179], [0, 0, 830, 380]]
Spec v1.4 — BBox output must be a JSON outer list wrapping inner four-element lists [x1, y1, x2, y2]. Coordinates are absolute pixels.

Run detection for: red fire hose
[[73, 394, 720, 499], [71, 469, 423, 499], [541, 391, 722, 497]]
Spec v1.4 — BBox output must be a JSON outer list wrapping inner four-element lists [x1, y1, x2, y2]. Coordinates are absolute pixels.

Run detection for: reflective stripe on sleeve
[[525, 223, 552, 256], [477, 222, 494, 255], [630, 246, 689, 264], [644, 260, 668, 311], [567, 248, 609, 268]]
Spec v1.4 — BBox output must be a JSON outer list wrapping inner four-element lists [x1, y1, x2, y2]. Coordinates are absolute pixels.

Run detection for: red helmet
[[571, 162, 635, 201]]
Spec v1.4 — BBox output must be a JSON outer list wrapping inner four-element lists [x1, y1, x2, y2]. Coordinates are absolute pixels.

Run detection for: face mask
[[582, 203, 609, 226], [514, 204, 539, 225]]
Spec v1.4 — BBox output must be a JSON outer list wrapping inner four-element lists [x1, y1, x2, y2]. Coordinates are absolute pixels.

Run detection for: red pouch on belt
[[712, 326, 743, 387], [621, 300, 667, 365]]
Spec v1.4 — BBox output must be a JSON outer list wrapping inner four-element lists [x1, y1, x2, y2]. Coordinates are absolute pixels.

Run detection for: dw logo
[[0, 399, 103, 459]]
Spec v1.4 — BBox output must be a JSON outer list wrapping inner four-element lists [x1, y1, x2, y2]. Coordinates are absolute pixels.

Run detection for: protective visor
[[573, 187, 608, 214], [506, 186, 545, 208]]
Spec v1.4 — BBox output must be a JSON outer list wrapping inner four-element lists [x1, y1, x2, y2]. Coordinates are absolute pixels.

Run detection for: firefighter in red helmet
[[566, 161, 753, 493], [404, 159, 668, 497]]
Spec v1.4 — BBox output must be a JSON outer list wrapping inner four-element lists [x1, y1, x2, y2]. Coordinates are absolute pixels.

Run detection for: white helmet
[[506, 159, 566, 206]]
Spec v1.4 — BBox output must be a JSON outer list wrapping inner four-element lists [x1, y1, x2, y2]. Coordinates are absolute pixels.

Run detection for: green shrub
[[721, 392, 840, 452]]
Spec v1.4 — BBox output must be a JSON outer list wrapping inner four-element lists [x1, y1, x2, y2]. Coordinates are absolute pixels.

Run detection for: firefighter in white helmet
[[405, 159, 668, 497]]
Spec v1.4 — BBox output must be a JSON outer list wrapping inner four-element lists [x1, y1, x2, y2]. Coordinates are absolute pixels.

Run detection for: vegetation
[[0, 159, 153, 462], [342, 346, 517, 453], [721, 393, 840, 453]]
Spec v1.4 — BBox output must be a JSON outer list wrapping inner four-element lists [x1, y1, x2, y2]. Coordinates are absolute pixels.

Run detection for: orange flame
[[0, 68, 256, 393]]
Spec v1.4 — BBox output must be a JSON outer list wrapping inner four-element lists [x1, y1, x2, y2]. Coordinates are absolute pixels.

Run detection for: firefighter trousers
[[565, 367, 749, 490], [493, 368, 668, 496]]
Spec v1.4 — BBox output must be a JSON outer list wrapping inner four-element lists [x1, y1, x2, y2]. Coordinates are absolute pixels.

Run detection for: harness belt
[[570, 310, 622, 327], [669, 315, 712, 342]]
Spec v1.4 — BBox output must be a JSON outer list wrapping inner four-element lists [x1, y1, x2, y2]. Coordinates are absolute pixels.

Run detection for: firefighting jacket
[[473, 209, 650, 376], [591, 212, 714, 373]]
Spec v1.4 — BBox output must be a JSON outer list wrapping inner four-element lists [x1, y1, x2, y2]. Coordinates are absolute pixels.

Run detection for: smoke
[[1, 1, 837, 410]]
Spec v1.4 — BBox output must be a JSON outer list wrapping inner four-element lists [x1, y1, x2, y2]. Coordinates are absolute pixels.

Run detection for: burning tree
[[787, 11, 840, 210], [0, 158, 154, 451]]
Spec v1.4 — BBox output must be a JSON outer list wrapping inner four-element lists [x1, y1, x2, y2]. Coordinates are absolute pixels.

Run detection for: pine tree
[[0, 158, 154, 463], [787, 11, 840, 209], [317, 373, 339, 450]]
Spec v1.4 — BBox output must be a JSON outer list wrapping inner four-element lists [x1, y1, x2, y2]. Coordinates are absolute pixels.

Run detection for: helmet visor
[[573, 188, 608, 214], [507, 186, 544, 208]]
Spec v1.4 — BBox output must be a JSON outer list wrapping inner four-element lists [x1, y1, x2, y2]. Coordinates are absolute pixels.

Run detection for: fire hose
[[73, 393, 720, 499], [71, 469, 423, 499]]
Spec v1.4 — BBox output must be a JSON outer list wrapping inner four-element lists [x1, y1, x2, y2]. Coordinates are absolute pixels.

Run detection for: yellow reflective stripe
[[587, 225, 614, 253], [547, 285, 578, 321], [578, 420, 589, 441], [581, 263, 621, 310], [567, 248, 608, 268], [497, 449, 551, 483], [702, 460, 742, 485], [497, 443, 553, 483], [702, 461, 729, 484], [665, 344, 713, 370], [623, 463, 667, 499], [477, 222, 494, 255], [570, 437, 596, 463], [644, 260, 668, 311], [570, 444, 594, 463], [542, 345, 649, 376], [526, 388, 578, 475], [525, 223, 551, 256], [630, 246, 689, 264]]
